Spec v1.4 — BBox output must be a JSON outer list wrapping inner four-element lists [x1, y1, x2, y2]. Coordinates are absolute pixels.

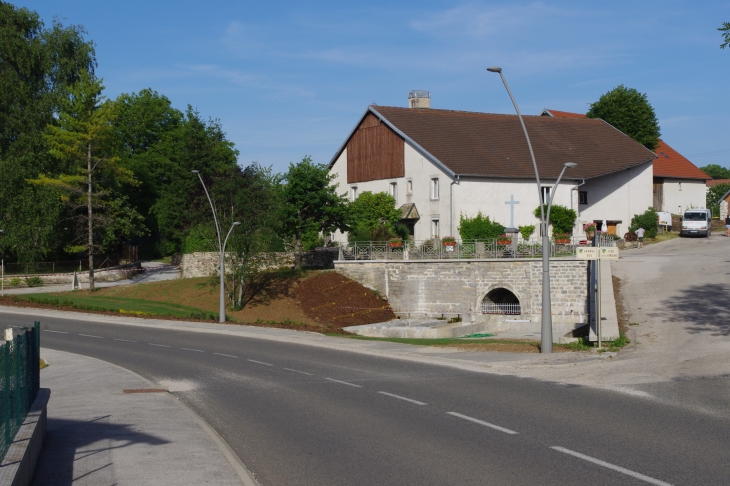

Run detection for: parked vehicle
[[657, 211, 672, 231], [680, 209, 712, 237]]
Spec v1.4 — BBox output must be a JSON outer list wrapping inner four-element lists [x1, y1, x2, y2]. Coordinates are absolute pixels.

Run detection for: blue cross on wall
[[505, 195, 520, 227]]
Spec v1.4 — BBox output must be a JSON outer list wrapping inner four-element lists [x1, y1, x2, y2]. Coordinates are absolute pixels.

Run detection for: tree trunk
[[87, 142, 95, 291], [294, 230, 302, 270]]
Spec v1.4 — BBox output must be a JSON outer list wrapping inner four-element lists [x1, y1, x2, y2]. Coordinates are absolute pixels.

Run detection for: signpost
[[576, 245, 619, 347]]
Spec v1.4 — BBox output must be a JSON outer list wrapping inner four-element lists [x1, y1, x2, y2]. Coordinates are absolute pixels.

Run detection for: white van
[[680, 209, 712, 237]]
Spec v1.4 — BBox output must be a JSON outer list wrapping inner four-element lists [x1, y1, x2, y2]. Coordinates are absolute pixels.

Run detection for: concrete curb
[[0, 388, 50, 486]]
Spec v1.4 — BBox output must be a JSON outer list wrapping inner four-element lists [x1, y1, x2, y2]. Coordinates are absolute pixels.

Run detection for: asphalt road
[[4, 314, 728, 485]]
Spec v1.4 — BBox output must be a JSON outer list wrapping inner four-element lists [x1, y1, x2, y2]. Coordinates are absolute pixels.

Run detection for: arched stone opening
[[481, 287, 521, 315]]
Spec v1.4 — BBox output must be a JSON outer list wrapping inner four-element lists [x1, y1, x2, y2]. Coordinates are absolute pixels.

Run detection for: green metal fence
[[0, 321, 40, 461]]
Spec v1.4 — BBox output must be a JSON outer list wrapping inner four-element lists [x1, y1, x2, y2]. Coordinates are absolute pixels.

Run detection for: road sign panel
[[599, 247, 619, 260], [576, 247, 598, 260]]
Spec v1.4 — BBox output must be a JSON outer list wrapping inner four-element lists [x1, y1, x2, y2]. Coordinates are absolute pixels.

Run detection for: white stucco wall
[[576, 160, 653, 237], [661, 179, 706, 214], [452, 177, 574, 237]]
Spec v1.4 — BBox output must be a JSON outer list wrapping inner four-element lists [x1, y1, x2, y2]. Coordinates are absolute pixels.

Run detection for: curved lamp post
[[487, 66, 577, 353], [192, 170, 240, 323]]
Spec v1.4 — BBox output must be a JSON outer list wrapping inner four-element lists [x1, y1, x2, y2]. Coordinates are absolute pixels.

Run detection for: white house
[[329, 94, 656, 242], [542, 109, 710, 215]]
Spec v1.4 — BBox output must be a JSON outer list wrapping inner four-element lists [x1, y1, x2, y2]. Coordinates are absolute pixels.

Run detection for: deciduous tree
[[281, 157, 349, 268], [587, 85, 661, 151], [699, 164, 730, 180]]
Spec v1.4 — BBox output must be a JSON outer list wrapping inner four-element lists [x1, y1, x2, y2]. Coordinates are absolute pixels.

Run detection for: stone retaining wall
[[335, 259, 589, 337], [180, 250, 339, 278]]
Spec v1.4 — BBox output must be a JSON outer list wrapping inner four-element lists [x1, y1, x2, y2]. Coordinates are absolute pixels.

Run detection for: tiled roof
[[542, 109, 709, 181], [706, 179, 730, 187], [364, 106, 655, 180], [653, 140, 710, 180], [541, 109, 587, 119]]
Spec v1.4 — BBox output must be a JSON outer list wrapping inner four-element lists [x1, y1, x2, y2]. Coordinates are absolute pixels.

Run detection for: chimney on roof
[[408, 90, 430, 109]]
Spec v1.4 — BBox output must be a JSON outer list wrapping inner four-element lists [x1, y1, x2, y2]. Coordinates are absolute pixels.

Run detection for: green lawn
[[16, 293, 218, 320]]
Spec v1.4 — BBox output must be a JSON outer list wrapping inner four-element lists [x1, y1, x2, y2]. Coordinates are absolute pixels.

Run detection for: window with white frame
[[431, 218, 440, 239], [430, 178, 440, 200], [389, 182, 398, 203], [407, 179, 413, 195], [678, 182, 682, 191], [350, 186, 358, 201]]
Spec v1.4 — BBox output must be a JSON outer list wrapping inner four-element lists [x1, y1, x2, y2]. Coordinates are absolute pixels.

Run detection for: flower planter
[[497, 240, 511, 245], [555, 239, 571, 244], [388, 242, 403, 248]]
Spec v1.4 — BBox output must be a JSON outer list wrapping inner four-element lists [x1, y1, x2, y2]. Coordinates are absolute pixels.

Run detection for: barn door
[[653, 183, 663, 211]]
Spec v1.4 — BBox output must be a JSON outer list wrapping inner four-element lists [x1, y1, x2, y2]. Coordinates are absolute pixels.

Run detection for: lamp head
[[486, 66, 502, 73], [564, 162, 578, 169], [232, 222, 241, 226], [191, 170, 199, 174]]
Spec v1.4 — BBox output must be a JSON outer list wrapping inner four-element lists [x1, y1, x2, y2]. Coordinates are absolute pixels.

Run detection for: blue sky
[[22, 0, 730, 174]]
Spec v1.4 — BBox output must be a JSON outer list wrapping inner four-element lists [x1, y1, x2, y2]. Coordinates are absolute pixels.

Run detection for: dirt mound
[[296, 272, 396, 327]]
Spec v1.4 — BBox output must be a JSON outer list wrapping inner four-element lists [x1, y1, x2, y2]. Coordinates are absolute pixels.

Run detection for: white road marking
[[114, 338, 137, 343], [325, 378, 362, 387], [284, 368, 313, 375], [148, 343, 171, 348], [181, 347, 204, 352], [44, 330, 68, 334], [248, 359, 273, 366], [214, 353, 238, 358], [377, 391, 427, 405], [446, 412, 518, 435], [551, 447, 673, 486], [78, 334, 103, 339]]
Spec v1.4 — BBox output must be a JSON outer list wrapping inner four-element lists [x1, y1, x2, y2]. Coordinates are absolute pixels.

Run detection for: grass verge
[[9, 293, 219, 321], [327, 333, 582, 352]]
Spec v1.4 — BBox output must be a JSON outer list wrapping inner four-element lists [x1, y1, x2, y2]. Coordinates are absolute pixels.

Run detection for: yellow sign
[[599, 247, 619, 260], [576, 247, 598, 260]]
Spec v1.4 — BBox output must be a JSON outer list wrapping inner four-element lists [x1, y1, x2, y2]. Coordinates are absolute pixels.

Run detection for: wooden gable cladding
[[347, 113, 405, 183]]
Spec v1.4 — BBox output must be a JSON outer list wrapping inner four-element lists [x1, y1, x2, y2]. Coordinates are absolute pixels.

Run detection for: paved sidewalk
[[32, 348, 254, 485]]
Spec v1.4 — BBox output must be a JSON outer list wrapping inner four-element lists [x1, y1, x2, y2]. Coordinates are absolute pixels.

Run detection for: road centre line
[[78, 334, 103, 339], [148, 343, 171, 348], [325, 378, 362, 387], [214, 353, 238, 358], [43, 330, 68, 334], [284, 368, 313, 375], [181, 347, 204, 352], [446, 412, 518, 435], [378, 391, 427, 405], [248, 359, 273, 366], [114, 338, 137, 343], [551, 447, 673, 486]]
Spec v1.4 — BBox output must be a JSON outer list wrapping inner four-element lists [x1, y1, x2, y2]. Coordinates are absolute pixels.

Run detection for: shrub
[[9, 277, 21, 287], [629, 207, 658, 238], [533, 205, 577, 234], [518, 225, 535, 240], [24, 276, 43, 287], [458, 212, 505, 240]]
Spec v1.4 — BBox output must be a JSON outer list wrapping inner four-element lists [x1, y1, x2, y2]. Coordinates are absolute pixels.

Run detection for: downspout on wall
[[450, 175, 460, 236]]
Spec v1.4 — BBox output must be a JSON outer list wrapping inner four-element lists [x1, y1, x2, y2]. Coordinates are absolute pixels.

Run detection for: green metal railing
[[0, 321, 40, 461]]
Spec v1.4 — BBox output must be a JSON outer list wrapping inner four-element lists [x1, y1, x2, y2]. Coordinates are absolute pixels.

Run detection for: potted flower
[[441, 236, 457, 247], [553, 232, 572, 244], [497, 234, 512, 245], [583, 222, 597, 238], [388, 237, 403, 248]]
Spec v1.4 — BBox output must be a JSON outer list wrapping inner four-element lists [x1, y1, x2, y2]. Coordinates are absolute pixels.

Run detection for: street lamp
[[192, 170, 240, 323], [487, 66, 577, 353]]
